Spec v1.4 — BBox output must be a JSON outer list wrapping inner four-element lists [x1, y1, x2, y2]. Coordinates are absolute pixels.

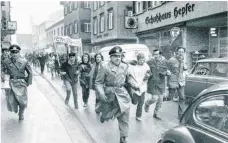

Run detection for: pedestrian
[[79, 53, 91, 107], [89, 53, 104, 113], [95, 46, 139, 143], [38, 52, 46, 74], [144, 49, 170, 120], [167, 46, 187, 119], [60, 53, 79, 109], [129, 53, 151, 121], [1, 44, 32, 120], [48, 53, 55, 78]]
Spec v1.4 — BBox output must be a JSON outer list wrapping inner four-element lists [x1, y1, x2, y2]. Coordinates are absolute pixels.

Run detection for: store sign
[[145, 3, 195, 24]]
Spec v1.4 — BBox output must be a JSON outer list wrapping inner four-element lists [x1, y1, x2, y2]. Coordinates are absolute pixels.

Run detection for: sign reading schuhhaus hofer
[[145, 3, 195, 24]]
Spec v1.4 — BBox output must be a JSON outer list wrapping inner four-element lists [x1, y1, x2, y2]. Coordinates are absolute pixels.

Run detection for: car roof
[[197, 58, 228, 63], [99, 44, 149, 52], [194, 82, 228, 100]]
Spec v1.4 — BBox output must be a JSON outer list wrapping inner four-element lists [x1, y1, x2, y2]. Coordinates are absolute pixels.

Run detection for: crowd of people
[[2, 44, 188, 143]]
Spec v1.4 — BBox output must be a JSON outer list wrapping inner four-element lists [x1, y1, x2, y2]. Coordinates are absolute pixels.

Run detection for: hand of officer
[[60, 72, 66, 75], [167, 70, 171, 76]]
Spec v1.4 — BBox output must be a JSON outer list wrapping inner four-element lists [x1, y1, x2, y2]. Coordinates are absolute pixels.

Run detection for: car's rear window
[[192, 62, 228, 77]]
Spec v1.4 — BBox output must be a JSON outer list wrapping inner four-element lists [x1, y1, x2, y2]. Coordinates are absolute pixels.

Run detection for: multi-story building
[[37, 21, 53, 51], [91, 1, 137, 52], [133, 1, 228, 68], [46, 17, 64, 53], [61, 1, 91, 54], [32, 25, 39, 51], [1, 1, 16, 49]]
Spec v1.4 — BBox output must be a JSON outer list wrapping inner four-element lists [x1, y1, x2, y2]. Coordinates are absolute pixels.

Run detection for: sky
[[10, 0, 63, 34]]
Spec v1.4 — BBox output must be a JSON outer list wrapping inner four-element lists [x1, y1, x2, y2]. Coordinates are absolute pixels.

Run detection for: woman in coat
[[79, 53, 92, 107], [89, 53, 104, 113]]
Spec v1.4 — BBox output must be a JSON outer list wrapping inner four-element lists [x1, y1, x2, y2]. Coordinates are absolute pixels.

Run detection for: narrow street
[[1, 72, 95, 143]]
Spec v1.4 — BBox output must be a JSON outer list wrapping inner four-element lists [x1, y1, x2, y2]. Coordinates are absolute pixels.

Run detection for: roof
[[194, 82, 228, 101], [197, 58, 228, 63], [99, 44, 149, 52]]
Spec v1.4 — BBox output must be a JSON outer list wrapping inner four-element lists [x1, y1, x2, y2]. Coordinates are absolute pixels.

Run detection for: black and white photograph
[[1, 0, 228, 143]]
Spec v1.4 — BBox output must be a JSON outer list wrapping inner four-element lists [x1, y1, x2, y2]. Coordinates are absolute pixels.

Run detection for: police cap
[[109, 46, 123, 56], [9, 44, 21, 51]]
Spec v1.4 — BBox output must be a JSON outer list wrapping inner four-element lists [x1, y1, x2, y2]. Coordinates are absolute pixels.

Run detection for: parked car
[[98, 44, 152, 62], [157, 82, 228, 143], [185, 58, 228, 103]]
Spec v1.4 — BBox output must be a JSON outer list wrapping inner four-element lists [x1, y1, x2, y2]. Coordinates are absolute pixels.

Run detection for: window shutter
[[81, 2, 84, 8], [81, 21, 85, 32], [133, 1, 135, 15], [143, 1, 147, 11]]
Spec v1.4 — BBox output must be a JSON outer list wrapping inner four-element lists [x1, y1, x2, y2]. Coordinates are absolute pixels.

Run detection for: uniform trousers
[[117, 108, 130, 137]]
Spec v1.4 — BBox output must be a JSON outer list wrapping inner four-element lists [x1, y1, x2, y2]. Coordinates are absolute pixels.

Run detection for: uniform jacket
[[2, 57, 32, 107], [167, 56, 187, 88], [147, 57, 168, 93], [95, 61, 138, 120]]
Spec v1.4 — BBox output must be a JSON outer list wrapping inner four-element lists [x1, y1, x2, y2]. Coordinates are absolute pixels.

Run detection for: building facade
[[1, 1, 16, 49], [133, 1, 228, 68], [32, 25, 39, 51], [37, 21, 53, 51], [46, 18, 64, 53], [91, 1, 137, 52], [61, 1, 91, 54]]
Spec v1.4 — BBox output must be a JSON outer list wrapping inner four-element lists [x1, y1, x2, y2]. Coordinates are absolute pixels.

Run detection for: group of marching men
[[1, 44, 187, 143]]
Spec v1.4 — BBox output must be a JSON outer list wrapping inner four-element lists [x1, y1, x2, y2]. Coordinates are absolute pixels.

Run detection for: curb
[[33, 68, 97, 143]]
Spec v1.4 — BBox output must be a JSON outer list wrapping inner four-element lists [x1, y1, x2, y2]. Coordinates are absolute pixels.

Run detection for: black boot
[[153, 114, 162, 120], [18, 106, 25, 120], [120, 136, 127, 143]]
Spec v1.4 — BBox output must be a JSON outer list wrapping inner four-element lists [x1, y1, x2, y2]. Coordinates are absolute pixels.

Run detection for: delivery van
[[98, 44, 151, 62]]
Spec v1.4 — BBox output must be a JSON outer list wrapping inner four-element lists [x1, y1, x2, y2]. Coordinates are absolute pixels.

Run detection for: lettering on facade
[[145, 3, 195, 24]]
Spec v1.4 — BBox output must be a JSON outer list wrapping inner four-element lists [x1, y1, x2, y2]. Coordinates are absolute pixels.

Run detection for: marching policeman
[[2, 44, 33, 120], [95, 46, 139, 143]]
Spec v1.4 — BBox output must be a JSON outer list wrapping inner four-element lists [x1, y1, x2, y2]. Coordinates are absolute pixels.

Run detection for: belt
[[105, 84, 125, 88], [10, 76, 26, 80]]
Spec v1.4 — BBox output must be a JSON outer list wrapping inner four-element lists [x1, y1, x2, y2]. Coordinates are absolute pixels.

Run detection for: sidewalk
[[35, 67, 179, 143]]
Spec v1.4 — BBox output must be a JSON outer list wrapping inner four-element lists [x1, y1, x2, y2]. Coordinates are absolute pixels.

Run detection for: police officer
[[95, 46, 139, 143], [144, 49, 170, 120], [2, 44, 32, 120]]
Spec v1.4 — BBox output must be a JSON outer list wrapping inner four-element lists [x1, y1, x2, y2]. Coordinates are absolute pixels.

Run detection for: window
[[84, 1, 90, 8], [74, 21, 78, 34], [84, 23, 91, 33], [93, 1, 98, 11], [93, 18, 98, 35], [57, 28, 60, 36], [195, 94, 228, 133], [135, 1, 143, 14], [108, 10, 114, 30], [100, 14, 105, 33], [64, 4, 68, 15], [69, 23, 73, 35], [192, 63, 210, 76], [61, 26, 63, 36], [65, 25, 68, 36], [69, 2, 73, 12], [99, 1, 105, 7], [73, 2, 77, 10]]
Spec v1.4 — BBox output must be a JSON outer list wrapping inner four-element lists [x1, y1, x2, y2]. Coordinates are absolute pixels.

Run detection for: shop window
[[195, 95, 228, 133], [219, 27, 227, 38]]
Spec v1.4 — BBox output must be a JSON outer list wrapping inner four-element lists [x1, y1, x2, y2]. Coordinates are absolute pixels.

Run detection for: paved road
[[1, 72, 94, 143], [36, 67, 179, 143]]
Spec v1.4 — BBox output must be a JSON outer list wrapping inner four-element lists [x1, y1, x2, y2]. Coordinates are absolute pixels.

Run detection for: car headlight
[[156, 129, 168, 143]]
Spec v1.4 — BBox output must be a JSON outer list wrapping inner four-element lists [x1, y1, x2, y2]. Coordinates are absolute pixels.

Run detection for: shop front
[[134, 1, 227, 68]]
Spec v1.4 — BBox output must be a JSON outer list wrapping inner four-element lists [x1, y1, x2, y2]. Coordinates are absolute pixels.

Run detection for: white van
[[98, 44, 151, 62]]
